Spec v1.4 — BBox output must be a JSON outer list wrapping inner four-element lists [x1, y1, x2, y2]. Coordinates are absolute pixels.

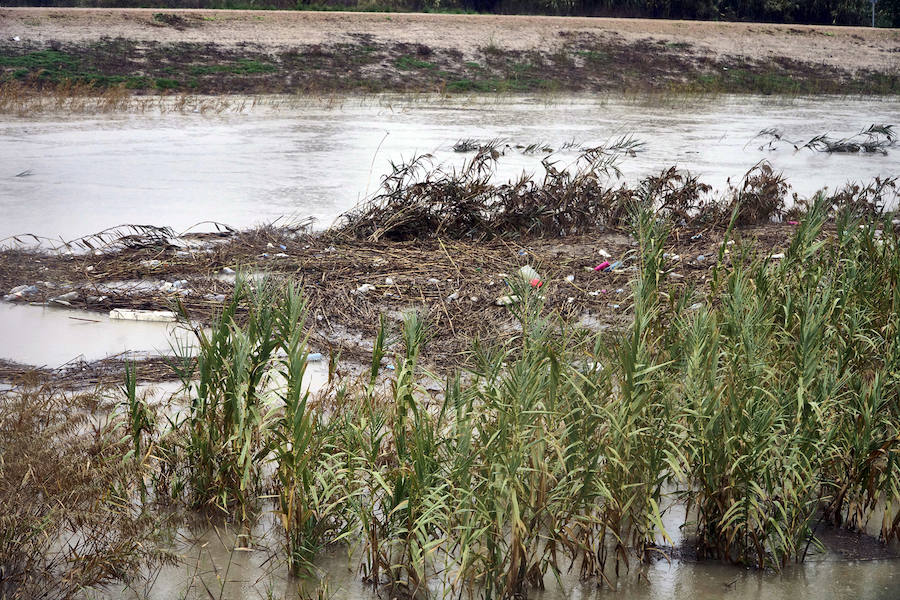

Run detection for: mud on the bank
[[1, 31, 896, 96]]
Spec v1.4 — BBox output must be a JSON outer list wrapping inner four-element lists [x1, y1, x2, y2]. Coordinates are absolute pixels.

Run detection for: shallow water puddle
[[108, 527, 900, 600], [0, 302, 195, 367], [1, 95, 897, 242]]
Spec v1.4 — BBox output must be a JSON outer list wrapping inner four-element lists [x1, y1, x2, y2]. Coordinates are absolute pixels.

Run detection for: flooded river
[[2, 94, 900, 598], [0, 94, 897, 243]]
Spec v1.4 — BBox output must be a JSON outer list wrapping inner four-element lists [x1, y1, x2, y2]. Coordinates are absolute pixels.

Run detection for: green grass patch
[[394, 55, 437, 70], [189, 59, 278, 76], [154, 77, 180, 90]]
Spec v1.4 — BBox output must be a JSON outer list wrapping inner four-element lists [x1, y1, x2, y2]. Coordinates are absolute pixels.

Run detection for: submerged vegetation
[[5, 194, 900, 597]]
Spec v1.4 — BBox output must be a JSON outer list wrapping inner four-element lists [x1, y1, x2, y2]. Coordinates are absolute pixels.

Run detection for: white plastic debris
[[689, 302, 703, 311], [274, 252, 289, 258], [354, 283, 377, 294], [427, 278, 440, 284], [140, 259, 162, 268], [769, 253, 786, 260], [696, 254, 706, 262], [598, 249, 612, 258], [565, 274, 575, 283], [669, 272, 684, 280], [384, 277, 394, 285], [13, 36, 21, 42], [469, 296, 479, 302], [3, 284, 38, 301], [518, 265, 540, 281], [221, 266, 235, 275], [306, 352, 324, 362], [446, 292, 459, 301], [109, 309, 177, 322], [495, 295, 520, 306]]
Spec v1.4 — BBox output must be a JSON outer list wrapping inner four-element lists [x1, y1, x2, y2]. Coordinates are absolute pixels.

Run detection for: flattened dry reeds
[[0, 386, 169, 599], [755, 124, 897, 155], [333, 140, 645, 241]]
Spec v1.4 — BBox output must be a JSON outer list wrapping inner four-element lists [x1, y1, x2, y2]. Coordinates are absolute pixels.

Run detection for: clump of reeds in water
[[110, 197, 900, 597], [332, 140, 894, 242]]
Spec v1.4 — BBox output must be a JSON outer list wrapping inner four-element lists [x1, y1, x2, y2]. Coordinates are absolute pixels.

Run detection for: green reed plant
[[270, 284, 355, 576], [169, 274, 282, 517]]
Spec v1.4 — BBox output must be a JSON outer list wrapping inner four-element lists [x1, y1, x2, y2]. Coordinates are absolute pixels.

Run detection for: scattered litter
[[140, 259, 162, 268], [594, 261, 610, 271], [518, 249, 528, 256], [664, 253, 681, 261], [446, 292, 459, 301], [266, 242, 274, 249], [12, 36, 20, 42], [109, 308, 177, 322], [427, 278, 440, 284], [788, 220, 800, 225], [306, 352, 324, 362], [611, 304, 621, 309], [689, 303, 703, 311], [518, 265, 540, 281], [50, 291, 79, 305], [726, 240, 735, 246], [565, 274, 575, 283], [691, 233, 703, 241], [384, 277, 394, 285], [495, 295, 520, 306], [3, 284, 38, 301], [85, 266, 94, 272], [221, 267, 235, 275], [274, 252, 289, 258], [279, 244, 287, 250], [696, 255, 706, 262], [669, 272, 684, 280], [354, 283, 377, 294], [469, 296, 479, 302], [615, 288, 624, 293], [567, 297, 575, 303], [769, 252, 786, 260], [598, 249, 612, 258]]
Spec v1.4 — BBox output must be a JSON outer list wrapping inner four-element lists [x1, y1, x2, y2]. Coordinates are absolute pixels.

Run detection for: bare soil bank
[[1, 8, 898, 94]]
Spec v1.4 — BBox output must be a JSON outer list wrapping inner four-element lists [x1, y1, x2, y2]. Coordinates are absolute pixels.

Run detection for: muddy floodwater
[[110, 521, 900, 600], [0, 94, 897, 243], [0, 302, 196, 367]]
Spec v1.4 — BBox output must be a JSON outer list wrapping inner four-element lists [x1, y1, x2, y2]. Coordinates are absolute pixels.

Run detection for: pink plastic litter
[[594, 261, 610, 271]]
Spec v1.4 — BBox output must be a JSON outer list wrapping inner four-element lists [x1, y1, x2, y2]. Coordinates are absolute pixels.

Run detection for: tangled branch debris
[[755, 124, 896, 154]]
